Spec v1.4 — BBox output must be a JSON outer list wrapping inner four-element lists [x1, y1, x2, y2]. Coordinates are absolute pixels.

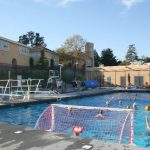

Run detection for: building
[[86, 64, 150, 87], [0, 36, 31, 69], [72, 42, 95, 69], [0, 36, 60, 71], [85, 42, 94, 67], [30, 45, 59, 67]]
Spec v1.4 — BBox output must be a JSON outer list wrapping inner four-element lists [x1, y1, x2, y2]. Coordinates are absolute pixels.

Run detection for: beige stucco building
[[30, 45, 59, 67], [0, 36, 30, 69], [86, 64, 150, 87], [0, 36, 60, 70]]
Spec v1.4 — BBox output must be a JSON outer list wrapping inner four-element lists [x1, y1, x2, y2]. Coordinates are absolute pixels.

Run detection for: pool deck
[[0, 87, 150, 108], [0, 88, 115, 108], [0, 122, 148, 150], [0, 87, 150, 149]]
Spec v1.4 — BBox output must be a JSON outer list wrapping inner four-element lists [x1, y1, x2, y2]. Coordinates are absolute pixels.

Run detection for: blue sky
[[0, 0, 150, 60]]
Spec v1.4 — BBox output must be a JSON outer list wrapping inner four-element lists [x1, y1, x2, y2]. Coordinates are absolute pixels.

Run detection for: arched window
[[12, 58, 17, 72], [30, 57, 34, 67], [12, 58, 17, 67], [50, 59, 54, 68]]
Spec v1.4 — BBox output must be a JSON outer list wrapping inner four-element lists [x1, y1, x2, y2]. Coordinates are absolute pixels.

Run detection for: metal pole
[[75, 62, 78, 78], [76, 63, 77, 78], [8, 71, 11, 94], [60, 66, 61, 79], [124, 69, 126, 88], [149, 65, 150, 87], [115, 70, 116, 86], [58, 64, 63, 80]]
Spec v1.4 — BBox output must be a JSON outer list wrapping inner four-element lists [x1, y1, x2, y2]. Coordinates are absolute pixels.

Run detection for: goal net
[[35, 104, 134, 145]]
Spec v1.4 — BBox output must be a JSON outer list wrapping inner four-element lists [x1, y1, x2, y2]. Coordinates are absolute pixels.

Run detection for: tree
[[62, 35, 87, 63], [56, 35, 88, 69], [141, 56, 150, 63], [19, 31, 46, 47], [56, 47, 72, 62], [100, 48, 118, 66], [119, 60, 128, 66], [125, 44, 138, 64], [19, 35, 29, 45], [33, 33, 46, 47], [27, 31, 35, 46], [94, 50, 100, 67], [37, 50, 49, 69]]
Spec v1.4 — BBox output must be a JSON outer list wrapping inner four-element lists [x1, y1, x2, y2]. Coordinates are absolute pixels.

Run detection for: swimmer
[[67, 106, 73, 115], [146, 116, 150, 130], [127, 96, 131, 100], [118, 99, 122, 105], [133, 102, 137, 109], [106, 101, 109, 105], [96, 110, 104, 119], [106, 100, 110, 106], [127, 104, 130, 109]]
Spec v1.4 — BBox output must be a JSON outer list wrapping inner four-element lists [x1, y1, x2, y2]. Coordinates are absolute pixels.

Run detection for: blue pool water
[[0, 92, 150, 147]]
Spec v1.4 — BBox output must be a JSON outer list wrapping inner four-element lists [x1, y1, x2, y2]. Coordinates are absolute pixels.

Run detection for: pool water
[[0, 92, 150, 147]]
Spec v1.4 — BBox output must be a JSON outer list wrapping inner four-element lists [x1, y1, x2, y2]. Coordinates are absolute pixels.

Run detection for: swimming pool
[[0, 92, 150, 147]]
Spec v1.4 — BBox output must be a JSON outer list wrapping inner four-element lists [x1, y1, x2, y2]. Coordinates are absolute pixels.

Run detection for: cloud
[[33, 0, 83, 7], [59, 0, 82, 6], [120, 0, 144, 8]]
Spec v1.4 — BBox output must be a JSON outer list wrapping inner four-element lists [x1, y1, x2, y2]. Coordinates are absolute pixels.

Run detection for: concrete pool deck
[[0, 87, 150, 108], [0, 88, 115, 108], [0, 122, 148, 150]]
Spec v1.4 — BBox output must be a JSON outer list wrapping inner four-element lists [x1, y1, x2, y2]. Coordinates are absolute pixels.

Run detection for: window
[[30, 52, 40, 57], [120, 76, 126, 87], [134, 76, 144, 86], [19, 47, 29, 55], [50, 59, 54, 68], [107, 76, 112, 85], [12, 58, 17, 66], [0, 41, 9, 51]]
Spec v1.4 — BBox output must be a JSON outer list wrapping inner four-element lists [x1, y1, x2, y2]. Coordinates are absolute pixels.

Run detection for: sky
[[0, 0, 150, 60]]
